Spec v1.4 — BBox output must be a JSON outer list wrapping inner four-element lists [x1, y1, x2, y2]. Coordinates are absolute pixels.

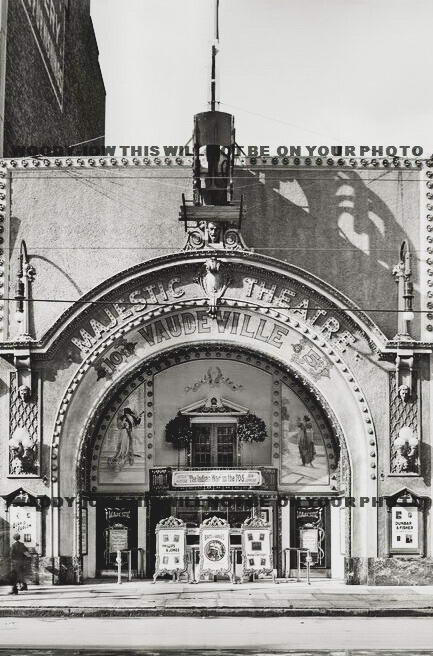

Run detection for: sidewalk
[[1, 578, 433, 616]]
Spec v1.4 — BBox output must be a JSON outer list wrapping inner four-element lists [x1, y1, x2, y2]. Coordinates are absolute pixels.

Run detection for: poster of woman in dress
[[97, 385, 146, 488], [280, 384, 329, 486], [107, 408, 142, 472], [297, 416, 316, 466]]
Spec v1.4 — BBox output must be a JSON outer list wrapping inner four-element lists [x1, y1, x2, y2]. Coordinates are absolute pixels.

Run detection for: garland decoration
[[165, 413, 193, 448], [236, 412, 267, 443]]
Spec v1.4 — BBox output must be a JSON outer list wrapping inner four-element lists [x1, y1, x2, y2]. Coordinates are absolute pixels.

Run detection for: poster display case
[[199, 516, 233, 582], [388, 489, 427, 556], [241, 516, 275, 581], [300, 527, 319, 554], [153, 516, 187, 582], [390, 506, 418, 553], [2, 488, 43, 553], [295, 501, 327, 568]]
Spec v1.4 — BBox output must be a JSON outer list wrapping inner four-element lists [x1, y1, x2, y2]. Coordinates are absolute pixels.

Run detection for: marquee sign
[[69, 266, 357, 360], [153, 516, 187, 582], [199, 516, 232, 582], [172, 469, 262, 488]]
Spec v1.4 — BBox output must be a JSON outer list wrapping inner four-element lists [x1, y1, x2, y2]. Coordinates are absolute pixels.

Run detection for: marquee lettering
[[138, 311, 290, 350], [70, 272, 355, 356]]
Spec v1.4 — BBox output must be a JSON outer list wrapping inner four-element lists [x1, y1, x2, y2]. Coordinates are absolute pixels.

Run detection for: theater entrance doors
[[95, 499, 138, 576]]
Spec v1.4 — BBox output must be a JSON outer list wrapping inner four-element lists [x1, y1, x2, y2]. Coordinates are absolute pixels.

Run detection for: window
[[191, 424, 236, 467], [216, 425, 235, 466], [192, 426, 211, 467]]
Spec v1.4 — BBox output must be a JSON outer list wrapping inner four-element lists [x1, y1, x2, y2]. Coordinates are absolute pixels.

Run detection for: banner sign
[[199, 516, 232, 581], [172, 470, 262, 488], [242, 517, 274, 578], [153, 516, 187, 582], [391, 506, 419, 553]]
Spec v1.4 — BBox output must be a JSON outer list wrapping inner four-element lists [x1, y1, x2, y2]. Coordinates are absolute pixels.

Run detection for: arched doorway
[[45, 251, 382, 583], [77, 344, 349, 580]]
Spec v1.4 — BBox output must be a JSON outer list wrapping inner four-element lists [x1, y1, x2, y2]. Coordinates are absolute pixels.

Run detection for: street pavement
[[0, 579, 433, 616], [0, 617, 433, 651]]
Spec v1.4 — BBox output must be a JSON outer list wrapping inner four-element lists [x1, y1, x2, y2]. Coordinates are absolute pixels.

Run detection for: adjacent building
[[0, 0, 105, 157], [0, 107, 432, 584]]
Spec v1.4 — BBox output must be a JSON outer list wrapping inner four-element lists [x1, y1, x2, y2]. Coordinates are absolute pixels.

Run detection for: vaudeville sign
[[69, 266, 356, 360]]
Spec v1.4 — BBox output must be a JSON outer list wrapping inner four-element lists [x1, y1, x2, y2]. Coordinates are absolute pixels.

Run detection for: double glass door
[[191, 423, 237, 467]]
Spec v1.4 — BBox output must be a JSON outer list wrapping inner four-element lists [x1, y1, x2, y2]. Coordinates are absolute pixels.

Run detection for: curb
[[0, 606, 433, 618]]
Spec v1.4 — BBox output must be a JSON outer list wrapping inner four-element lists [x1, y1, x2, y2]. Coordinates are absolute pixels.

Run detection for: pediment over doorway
[[179, 397, 249, 417]]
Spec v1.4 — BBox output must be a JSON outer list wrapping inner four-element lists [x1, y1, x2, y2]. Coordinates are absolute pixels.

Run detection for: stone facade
[[0, 154, 432, 586]]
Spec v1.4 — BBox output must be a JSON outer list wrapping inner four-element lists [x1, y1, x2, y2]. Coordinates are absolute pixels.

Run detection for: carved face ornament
[[207, 222, 220, 243], [18, 385, 31, 402], [398, 384, 410, 403]]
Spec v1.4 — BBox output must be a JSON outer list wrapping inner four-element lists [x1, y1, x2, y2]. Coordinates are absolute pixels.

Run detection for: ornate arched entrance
[[43, 251, 384, 582], [75, 344, 350, 578]]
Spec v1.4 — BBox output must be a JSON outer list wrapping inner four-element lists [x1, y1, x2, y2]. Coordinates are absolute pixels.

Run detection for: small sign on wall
[[9, 506, 38, 550], [391, 506, 419, 553]]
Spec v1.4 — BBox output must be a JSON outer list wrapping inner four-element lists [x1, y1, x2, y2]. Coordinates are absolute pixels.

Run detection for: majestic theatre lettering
[[70, 271, 356, 357]]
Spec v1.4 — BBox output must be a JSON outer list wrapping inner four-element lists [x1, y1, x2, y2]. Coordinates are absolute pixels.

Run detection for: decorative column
[[392, 240, 414, 342], [389, 240, 420, 475]]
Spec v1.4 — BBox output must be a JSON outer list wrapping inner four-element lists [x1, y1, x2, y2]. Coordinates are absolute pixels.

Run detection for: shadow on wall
[[238, 169, 418, 339]]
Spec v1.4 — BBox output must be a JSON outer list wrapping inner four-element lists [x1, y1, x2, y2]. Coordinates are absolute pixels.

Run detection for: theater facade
[[0, 138, 433, 584]]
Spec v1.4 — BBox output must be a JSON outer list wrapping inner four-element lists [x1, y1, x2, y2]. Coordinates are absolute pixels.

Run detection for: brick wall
[[3, 0, 105, 157]]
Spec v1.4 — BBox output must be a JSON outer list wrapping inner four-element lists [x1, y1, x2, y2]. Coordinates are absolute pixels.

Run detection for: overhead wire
[[0, 297, 429, 314]]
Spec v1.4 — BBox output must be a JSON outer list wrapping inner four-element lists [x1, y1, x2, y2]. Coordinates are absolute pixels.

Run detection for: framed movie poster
[[109, 526, 128, 552], [300, 527, 319, 554], [9, 505, 38, 550], [241, 516, 274, 580], [390, 506, 419, 554], [199, 516, 232, 582], [153, 516, 187, 582]]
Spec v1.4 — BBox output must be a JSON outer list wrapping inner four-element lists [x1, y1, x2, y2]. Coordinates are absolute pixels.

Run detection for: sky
[[91, 0, 433, 156]]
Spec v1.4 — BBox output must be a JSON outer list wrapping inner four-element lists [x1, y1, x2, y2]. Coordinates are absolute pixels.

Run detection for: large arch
[[42, 252, 385, 579]]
